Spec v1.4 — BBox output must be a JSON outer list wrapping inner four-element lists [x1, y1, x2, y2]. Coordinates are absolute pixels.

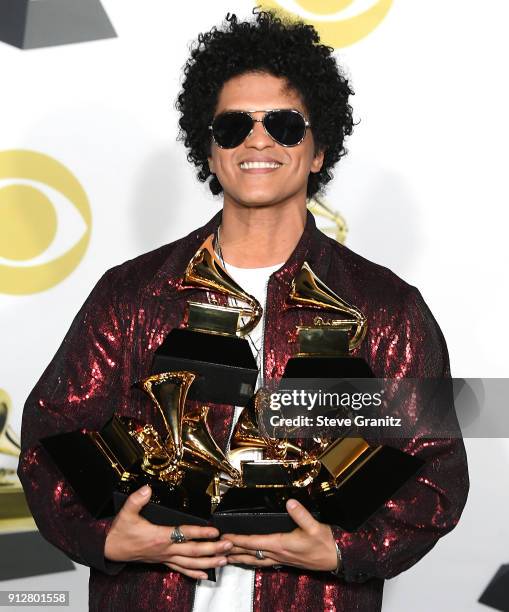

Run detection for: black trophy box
[[112, 488, 210, 527], [283, 355, 374, 378], [479, 564, 509, 611], [317, 445, 425, 532], [212, 487, 319, 534], [152, 328, 258, 406], [112, 466, 214, 527], [40, 423, 139, 518], [40, 416, 214, 527]]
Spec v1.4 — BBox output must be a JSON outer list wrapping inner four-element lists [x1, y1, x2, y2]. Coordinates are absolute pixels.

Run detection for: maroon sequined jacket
[[18, 210, 469, 612]]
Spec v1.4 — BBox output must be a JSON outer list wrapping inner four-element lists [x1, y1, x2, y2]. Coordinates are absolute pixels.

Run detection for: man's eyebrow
[[216, 106, 303, 114]]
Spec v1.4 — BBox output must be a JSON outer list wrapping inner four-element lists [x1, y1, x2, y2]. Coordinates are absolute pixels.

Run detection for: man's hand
[[221, 499, 338, 572], [104, 485, 232, 580]]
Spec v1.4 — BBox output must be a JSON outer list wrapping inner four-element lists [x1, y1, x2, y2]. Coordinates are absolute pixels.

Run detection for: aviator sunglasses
[[209, 109, 311, 149]]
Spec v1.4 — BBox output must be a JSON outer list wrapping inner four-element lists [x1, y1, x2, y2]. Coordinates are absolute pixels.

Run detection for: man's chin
[[225, 191, 294, 209]]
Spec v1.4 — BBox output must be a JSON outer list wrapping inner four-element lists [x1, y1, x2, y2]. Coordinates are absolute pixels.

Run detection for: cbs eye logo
[[0, 150, 92, 295], [259, 0, 393, 47]]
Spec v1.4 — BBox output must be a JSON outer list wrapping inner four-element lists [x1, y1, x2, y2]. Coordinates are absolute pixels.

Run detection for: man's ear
[[208, 156, 215, 174], [311, 147, 325, 174]]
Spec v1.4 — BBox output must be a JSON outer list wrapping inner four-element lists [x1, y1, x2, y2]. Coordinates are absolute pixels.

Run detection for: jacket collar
[[149, 208, 332, 298]]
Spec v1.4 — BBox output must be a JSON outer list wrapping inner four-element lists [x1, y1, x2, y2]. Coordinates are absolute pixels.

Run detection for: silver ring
[[255, 550, 265, 560], [170, 525, 186, 544]]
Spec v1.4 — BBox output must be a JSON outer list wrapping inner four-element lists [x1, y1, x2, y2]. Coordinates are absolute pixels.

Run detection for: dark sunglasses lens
[[264, 111, 306, 146], [212, 113, 253, 148]]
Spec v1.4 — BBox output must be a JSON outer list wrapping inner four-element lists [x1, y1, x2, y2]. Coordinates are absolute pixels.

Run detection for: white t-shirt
[[192, 259, 283, 612]]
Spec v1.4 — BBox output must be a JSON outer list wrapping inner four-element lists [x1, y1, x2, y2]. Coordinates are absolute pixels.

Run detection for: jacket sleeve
[[332, 287, 469, 582], [17, 269, 127, 575]]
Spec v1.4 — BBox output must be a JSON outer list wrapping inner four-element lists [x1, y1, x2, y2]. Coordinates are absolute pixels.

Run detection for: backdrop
[[1, 1, 508, 610]]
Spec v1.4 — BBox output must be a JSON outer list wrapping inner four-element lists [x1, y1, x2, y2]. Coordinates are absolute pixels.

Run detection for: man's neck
[[219, 199, 307, 268]]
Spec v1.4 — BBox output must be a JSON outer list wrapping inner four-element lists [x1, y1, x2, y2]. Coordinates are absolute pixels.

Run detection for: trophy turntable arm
[[328, 288, 469, 583], [17, 269, 128, 576]]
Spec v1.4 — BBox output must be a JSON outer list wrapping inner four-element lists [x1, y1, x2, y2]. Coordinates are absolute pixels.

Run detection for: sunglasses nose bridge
[[244, 115, 274, 146]]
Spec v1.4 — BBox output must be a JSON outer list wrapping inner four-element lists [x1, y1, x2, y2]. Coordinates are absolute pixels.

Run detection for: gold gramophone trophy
[[283, 261, 374, 378], [310, 432, 425, 531], [0, 391, 34, 532], [151, 235, 262, 406], [197, 257, 419, 532], [211, 391, 322, 533], [112, 371, 241, 526], [1, 391, 76, 581], [211, 387, 425, 533], [42, 370, 240, 527]]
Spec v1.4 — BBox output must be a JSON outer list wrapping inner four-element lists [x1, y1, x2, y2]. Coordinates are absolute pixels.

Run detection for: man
[[18, 9, 469, 612]]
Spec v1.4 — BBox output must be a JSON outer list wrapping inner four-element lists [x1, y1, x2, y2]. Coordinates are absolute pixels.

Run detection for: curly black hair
[[176, 8, 354, 198]]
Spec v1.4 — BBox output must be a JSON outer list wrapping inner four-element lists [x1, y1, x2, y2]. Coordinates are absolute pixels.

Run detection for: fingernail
[[199, 573, 208, 580], [219, 559, 227, 566], [223, 542, 232, 550], [139, 485, 151, 497], [287, 499, 298, 510]]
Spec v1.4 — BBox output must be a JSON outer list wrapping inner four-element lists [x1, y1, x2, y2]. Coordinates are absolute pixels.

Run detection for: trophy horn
[[230, 392, 304, 460], [0, 399, 21, 457], [183, 234, 262, 336], [288, 261, 367, 351], [138, 371, 196, 463], [182, 406, 240, 481], [229, 398, 267, 453], [307, 195, 348, 244]]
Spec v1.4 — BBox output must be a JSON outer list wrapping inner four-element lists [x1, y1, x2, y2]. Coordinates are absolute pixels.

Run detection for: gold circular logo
[[0, 150, 91, 295], [259, 0, 393, 48]]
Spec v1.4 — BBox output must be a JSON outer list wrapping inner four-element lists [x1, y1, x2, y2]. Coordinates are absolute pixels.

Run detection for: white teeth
[[240, 161, 281, 169]]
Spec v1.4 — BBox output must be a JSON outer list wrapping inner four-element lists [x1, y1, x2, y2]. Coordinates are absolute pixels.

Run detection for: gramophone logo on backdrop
[[0, 0, 116, 49], [0, 150, 92, 295], [259, 0, 393, 47]]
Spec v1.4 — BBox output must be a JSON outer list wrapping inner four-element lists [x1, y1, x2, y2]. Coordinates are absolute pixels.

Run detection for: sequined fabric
[[18, 210, 469, 612]]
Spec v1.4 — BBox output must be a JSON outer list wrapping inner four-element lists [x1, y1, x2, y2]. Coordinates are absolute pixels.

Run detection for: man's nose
[[245, 117, 274, 148]]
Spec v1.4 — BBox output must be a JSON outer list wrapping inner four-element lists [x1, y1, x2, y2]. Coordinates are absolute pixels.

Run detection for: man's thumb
[[123, 485, 152, 515], [286, 498, 317, 532]]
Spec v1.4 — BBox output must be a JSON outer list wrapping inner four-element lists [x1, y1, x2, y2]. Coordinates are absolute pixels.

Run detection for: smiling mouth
[[239, 161, 282, 170]]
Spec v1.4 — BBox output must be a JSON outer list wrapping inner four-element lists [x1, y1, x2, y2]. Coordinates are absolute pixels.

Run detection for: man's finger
[[169, 555, 228, 570], [121, 485, 152, 516], [220, 532, 280, 554], [225, 545, 250, 555], [166, 539, 232, 557], [227, 554, 278, 568], [285, 499, 318, 533], [175, 524, 220, 541], [165, 562, 208, 581]]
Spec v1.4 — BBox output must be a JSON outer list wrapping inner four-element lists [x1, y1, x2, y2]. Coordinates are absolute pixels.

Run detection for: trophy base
[[41, 423, 140, 519], [479, 564, 509, 611], [283, 356, 374, 378], [213, 487, 318, 534], [316, 445, 425, 531], [0, 481, 32, 521], [0, 0, 117, 50], [114, 474, 213, 525], [0, 530, 74, 580], [112, 491, 211, 526], [152, 328, 258, 406]]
